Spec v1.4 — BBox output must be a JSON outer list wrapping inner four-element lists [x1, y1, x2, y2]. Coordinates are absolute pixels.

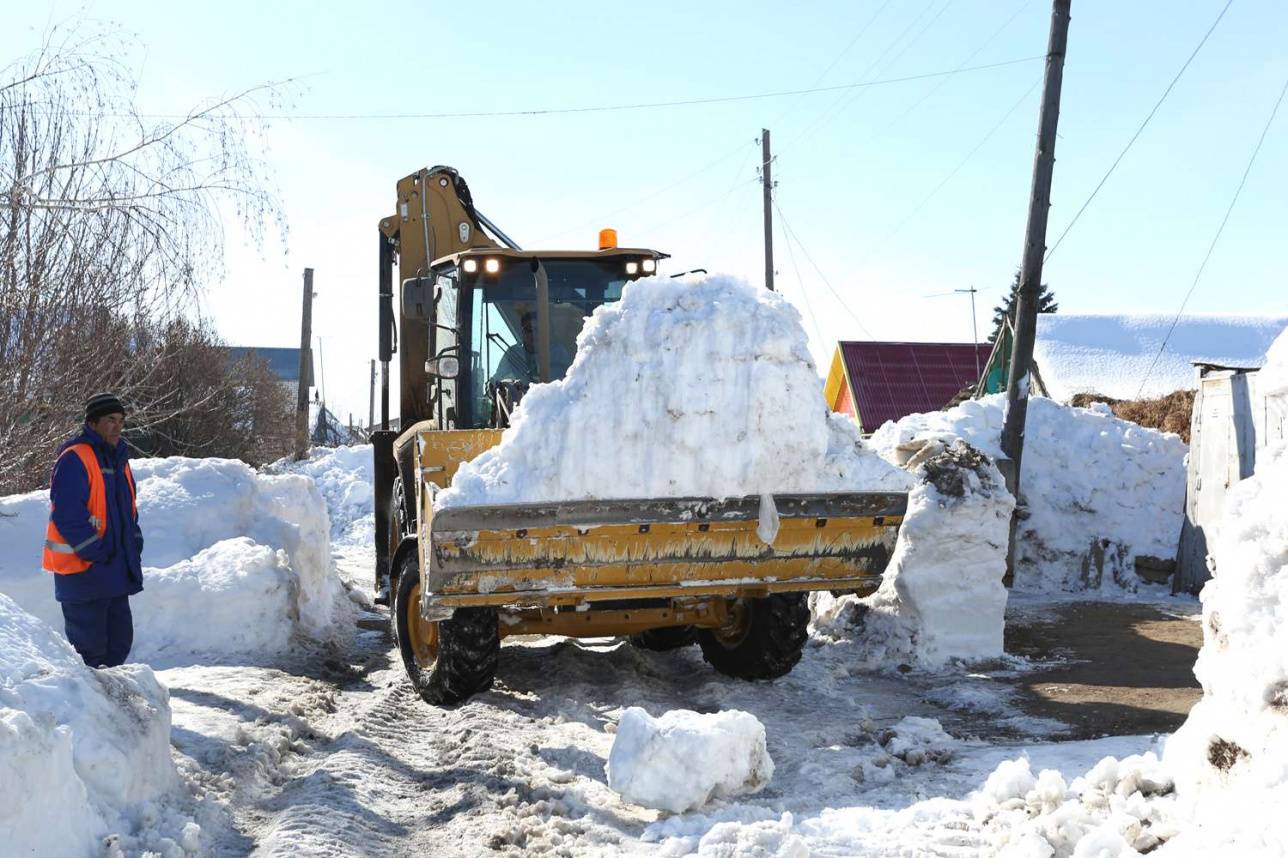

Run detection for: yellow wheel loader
[[372, 166, 907, 705]]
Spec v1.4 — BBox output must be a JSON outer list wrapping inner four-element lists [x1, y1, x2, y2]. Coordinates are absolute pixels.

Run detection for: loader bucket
[[422, 492, 906, 610]]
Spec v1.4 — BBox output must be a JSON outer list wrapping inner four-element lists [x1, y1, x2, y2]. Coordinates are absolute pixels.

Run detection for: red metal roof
[[839, 341, 992, 432]]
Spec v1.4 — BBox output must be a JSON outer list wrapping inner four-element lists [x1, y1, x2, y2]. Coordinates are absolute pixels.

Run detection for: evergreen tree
[[988, 270, 1058, 343]]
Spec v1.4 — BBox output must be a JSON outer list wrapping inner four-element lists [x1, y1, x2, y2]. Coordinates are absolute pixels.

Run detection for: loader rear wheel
[[629, 625, 697, 651], [395, 559, 499, 705], [697, 594, 809, 681]]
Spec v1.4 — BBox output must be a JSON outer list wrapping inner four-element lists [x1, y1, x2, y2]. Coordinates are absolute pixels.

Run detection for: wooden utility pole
[[761, 129, 775, 291], [368, 359, 376, 430], [293, 268, 314, 461], [1001, 0, 1070, 584], [1001, 0, 1070, 475]]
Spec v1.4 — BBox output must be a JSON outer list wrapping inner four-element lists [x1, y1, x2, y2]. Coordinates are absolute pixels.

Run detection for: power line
[[773, 200, 875, 339], [537, 137, 755, 243], [776, 201, 827, 352], [99, 56, 1041, 122], [1045, 0, 1235, 264], [781, 0, 948, 155], [1135, 70, 1288, 398], [876, 76, 1041, 249], [876, 0, 1032, 138]]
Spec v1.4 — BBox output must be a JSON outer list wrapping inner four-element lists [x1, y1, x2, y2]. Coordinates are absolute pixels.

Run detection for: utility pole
[[1001, 0, 1071, 581], [955, 287, 981, 380], [293, 268, 314, 461], [1001, 0, 1070, 472], [761, 129, 775, 291], [368, 359, 376, 429]]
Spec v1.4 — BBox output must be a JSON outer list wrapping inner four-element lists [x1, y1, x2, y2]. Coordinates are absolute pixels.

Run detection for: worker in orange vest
[[44, 393, 144, 667]]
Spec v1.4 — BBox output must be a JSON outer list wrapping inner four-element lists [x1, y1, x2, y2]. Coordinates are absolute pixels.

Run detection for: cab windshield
[[457, 258, 636, 428]]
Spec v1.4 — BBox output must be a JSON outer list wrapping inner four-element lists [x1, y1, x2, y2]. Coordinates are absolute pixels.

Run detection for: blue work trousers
[[61, 595, 134, 668]]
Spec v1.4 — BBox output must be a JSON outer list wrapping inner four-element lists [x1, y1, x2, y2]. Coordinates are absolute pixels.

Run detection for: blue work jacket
[[47, 426, 144, 602]]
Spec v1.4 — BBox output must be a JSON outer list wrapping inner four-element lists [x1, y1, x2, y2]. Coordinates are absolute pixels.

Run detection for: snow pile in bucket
[[437, 275, 908, 508], [606, 707, 774, 813], [0, 594, 201, 856], [812, 440, 1014, 668], [870, 395, 1186, 593], [1162, 438, 1288, 851], [0, 456, 349, 665]]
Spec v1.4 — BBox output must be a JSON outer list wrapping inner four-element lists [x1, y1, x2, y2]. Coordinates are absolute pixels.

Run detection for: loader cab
[[415, 249, 667, 430]]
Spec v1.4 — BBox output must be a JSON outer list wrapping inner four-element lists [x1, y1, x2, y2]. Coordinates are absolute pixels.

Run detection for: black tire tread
[[696, 594, 809, 680], [395, 563, 499, 705]]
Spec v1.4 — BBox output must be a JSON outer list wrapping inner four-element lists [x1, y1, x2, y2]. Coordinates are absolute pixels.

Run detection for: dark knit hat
[[85, 392, 126, 423]]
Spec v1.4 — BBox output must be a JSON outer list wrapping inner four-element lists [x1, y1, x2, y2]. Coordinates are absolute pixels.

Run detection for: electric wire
[[780, 0, 948, 155], [876, 0, 1031, 138], [773, 199, 875, 339], [876, 76, 1042, 247], [1044, 0, 1236, 264], [95, 57, 1044, 122], [1135, 70, 1288, 398], [776, 199, 828, 352], [536, 137, 755, 243]]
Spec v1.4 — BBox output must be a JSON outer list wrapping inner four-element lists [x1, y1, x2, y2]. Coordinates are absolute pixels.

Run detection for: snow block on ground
[[437, 275, 908, 508], [606, 707, 774, 813], [0, 593, 190, 855], [1163, 436, 1288, 852], [813, 440, 1013, 668], [870, 395, 1186, 593], [0, 455, 348, 664]]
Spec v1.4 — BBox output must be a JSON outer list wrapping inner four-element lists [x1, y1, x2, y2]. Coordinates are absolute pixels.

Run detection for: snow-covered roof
[[1034, 314, 1288, 401]]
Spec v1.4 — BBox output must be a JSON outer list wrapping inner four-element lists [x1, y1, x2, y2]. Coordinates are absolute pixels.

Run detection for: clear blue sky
[[6, 1, 1286, 420]]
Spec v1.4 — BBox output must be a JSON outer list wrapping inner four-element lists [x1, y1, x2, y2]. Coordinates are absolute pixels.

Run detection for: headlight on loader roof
[[625, 261, 639, 275], [462, 259, 478, 273], [642, 258, 656, 273], [484, 258, 501, 274]]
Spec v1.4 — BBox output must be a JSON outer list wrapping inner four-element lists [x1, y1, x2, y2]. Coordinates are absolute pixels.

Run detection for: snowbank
[[0, 456, 348, 664], [813, 441, 1013, 668], [606, 707, 774, 813], [0, 594, 199, 856], [870, 395, 1186, 593], [1162, 439, 1288, 851], [1034, 313, 1288, 401], [275, 444, 374, 543], [438, 275, 908, 508]]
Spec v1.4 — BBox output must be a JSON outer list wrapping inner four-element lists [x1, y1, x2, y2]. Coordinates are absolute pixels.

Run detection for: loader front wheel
[[697, 594, 809, 681], [395, 559, 499, 705]]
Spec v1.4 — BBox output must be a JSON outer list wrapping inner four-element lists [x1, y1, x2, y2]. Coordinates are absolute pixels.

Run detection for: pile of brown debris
[[1069, 389, 1195, 442]]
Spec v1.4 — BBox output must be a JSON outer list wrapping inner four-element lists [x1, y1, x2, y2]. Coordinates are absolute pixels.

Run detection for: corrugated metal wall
[[1176, 367, 1287, 592]]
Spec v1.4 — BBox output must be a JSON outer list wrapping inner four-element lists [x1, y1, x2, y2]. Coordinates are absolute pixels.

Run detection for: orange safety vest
[[43, 443, 137, 575]]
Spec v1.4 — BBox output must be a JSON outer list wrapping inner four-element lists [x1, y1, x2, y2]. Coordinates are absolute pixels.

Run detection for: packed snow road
[[151, 540, 1179, 857]]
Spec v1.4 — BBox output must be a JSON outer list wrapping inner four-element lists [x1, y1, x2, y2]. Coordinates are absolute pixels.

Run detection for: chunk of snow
[[1034, 313, 1288, 401], [0, 594, 197, 854], [869, 395, 1186, 593], [813, 440, 1013, 667], [606, 707, 774, 813], [437, 275, 908, 508]]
